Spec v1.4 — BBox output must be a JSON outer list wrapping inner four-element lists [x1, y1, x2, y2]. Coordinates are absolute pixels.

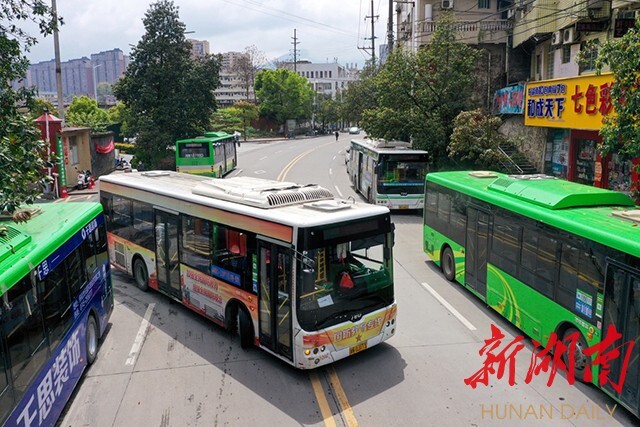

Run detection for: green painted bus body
[[423, 171, 640, 414], [0, 203, 104, 295], [175, 131, 236, 177]]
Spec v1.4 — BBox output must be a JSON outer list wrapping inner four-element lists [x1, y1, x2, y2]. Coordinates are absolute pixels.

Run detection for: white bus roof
[[350, 138, 429, 155], [99, 172, 390, 228]]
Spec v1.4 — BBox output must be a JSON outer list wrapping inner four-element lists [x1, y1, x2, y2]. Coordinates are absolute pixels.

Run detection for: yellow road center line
[[277, 140, 340, 182], [327, 366, 359, 427], [310, 371, 337, 427]]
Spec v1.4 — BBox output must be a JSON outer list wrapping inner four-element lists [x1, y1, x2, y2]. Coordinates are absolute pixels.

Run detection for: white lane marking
[[254, 170, 266, 175], [233, 168, 243, 176], [334, 186, 344, 198], [332, 155, 337, 161], [329, 168, 333, 176], [420, 283, 476, 330], [126, 303, 156, 365], [259, 156, 268, 161]]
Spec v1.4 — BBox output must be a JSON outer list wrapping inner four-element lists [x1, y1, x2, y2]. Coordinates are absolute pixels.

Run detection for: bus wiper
[[314, 309, 360, 330]]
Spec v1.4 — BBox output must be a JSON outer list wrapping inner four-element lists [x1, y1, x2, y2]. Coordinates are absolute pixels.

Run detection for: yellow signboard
[[524, 73, 614, 130]]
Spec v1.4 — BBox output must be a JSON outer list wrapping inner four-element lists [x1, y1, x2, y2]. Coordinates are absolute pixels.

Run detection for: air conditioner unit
[[507, 9, 515, 19], [563, 28, 575, 44], [442, 0, 454, 9], [552, 31, 562, 45]]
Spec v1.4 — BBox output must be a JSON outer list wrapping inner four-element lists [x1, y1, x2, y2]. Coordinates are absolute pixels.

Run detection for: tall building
[[61, 58, 92, 97], [188, 39, 210, 58], [90, 48, 127, 86], [215, 51, 255, 108], [281, 60, 359, 100]]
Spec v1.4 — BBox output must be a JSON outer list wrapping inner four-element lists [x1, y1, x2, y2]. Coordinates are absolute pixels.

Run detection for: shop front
[[525, 73, 638, 196]]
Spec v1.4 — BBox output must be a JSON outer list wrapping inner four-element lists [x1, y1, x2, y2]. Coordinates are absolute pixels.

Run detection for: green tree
[[316, 95, 339, 130], [449, 109, 509, 169], [210, 108, 243, 134], [97, 81, 113, 103], [66, 95, 110, 132], [113, 0, 221, 168], [578, 21, 640, 171], [29, 98, 59, 120], [340, 64, 379, 126], [254, 68, 314, 133], [361, 12, 480, 166], [108, 102, 132, 136], [1, 0, 59, 218], [234, 101, 259, 141]]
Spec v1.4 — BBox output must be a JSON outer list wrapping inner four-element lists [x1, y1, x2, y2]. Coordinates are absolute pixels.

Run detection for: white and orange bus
[[99, 172, 396, 368]]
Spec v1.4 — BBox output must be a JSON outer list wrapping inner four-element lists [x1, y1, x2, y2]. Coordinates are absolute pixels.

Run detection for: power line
[[359, 0, 379, 63], [291, 28, 300, 71]]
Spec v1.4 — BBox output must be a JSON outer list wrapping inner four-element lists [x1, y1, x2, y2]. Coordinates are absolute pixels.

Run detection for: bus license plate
[[399, 205, 409, 210], [349, 342, 367, 355]]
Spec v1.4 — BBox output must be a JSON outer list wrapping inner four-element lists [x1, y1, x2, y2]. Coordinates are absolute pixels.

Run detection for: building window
[[579, 39, 599, 73], [561, 45, 571, 64], [546, 47, 554, 79], [329, 71, 332, 78], [479, 0, 490, 8]]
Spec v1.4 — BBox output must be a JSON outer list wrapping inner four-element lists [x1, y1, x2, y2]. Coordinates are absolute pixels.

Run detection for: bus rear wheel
[[563, 327, 591, 382], [133, 258, 149, 291], [441, 247, 456, 282], [237, 308, 253, 349], [86, 315, 98, 365]]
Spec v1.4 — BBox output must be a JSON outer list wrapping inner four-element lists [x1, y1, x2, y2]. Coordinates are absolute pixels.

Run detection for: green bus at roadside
[[176, 131, 237, 177], [423, 170, 640, 418]]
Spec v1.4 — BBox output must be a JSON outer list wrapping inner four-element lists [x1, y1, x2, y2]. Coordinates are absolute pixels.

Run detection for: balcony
[[419, 19, 512, 44]]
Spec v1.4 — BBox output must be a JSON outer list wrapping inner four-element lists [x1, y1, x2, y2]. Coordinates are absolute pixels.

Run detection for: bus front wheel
[[133, 258, 149, 291], [237, 308, 253, 349], [86, 315, 98, 365], [441, 247, 456, 282], [563, 327, 591, 382]]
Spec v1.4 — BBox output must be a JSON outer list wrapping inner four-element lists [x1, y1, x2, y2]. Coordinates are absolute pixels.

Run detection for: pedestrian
[[335, 131, 339, 141], [137, 160, 144, 172]]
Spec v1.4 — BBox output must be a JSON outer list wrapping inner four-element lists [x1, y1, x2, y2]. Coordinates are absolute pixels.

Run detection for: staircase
[[498, 141, 539, 175]]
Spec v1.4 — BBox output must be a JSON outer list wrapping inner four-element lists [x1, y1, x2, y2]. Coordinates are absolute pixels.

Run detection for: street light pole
[[92, 63, 102, 102]]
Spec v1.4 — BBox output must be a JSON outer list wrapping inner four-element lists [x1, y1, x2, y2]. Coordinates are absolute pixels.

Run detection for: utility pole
[[291, 29, 300, 72], [388, 0, 394, 53], [51, 0, 65, 125], [359, 0, 378, 64]]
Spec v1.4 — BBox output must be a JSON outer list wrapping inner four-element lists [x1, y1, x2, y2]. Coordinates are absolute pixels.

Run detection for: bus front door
[[603, 263, 640, 415], [258, 241, 293, 361], [465, 207, 489, 300], [154, 210, 182, 300]]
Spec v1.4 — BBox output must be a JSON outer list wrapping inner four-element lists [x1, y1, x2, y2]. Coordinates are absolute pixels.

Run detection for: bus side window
[[38, 265, 72, 350], [3, 277, 48, 397]]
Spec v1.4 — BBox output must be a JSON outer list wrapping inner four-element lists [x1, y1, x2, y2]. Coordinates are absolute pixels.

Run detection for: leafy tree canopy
[[449, 109, 509, 169], [360, 12, 480, 166], [65, 96, 110, 132], [254, 68, 314, 127], [1, 0, 60, 216], [316, 94, 339, 130], [107, 102, 132, 135], [211, 108, 244, 134], [29, 98, 59, 120], [578, 21, 640, 163], [113, 0, 221, 168], [233, 101, 259, 141]]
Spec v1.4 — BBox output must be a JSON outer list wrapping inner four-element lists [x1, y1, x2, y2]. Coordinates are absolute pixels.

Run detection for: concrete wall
[[499, 115, 548, 172]]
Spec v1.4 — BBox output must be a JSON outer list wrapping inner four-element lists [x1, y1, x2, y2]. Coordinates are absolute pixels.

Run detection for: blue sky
[[24, 0, 389, 69]]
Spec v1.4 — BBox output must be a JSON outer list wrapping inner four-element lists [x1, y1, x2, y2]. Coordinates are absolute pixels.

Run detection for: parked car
[[349, 127, 360, 134]]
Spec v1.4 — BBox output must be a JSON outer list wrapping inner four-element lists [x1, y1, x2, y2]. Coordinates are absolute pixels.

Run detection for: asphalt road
[[57, 135, 637, 426]]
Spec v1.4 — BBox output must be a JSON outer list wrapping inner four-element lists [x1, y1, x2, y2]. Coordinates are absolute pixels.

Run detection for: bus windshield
[[377, 154, 428, 195], [297, 231, 393, 331]]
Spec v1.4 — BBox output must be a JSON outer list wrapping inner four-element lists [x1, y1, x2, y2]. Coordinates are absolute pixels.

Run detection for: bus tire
[[563, 327, 591, 382], [133, 257, 149, 291], [86, 315, 99, 365], [237, 308, 253, 349], [441, 247, 456, 282]]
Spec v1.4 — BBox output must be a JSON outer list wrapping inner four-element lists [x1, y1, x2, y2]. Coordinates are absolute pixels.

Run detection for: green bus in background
[[176, 131, 238, 177], [423, 170, 640, 418]]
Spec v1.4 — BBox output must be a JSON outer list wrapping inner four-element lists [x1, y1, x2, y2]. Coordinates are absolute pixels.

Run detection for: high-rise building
[[188, 39, 210, 58], [90, 48, 127, 87], [215, 51, 255, 107]]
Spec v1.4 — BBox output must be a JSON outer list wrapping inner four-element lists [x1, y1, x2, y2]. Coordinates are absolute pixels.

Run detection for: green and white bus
[[0, 203, 113, 427], [346, 139, 428, 210], [175, 131, 237, 177], [424, 170, 640, 417]]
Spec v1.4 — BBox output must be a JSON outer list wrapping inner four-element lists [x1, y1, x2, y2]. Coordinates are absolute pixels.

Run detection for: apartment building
[[215, 51, 256, 107], [188, 39, 210, 58], [281, 61, 360, 99]]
